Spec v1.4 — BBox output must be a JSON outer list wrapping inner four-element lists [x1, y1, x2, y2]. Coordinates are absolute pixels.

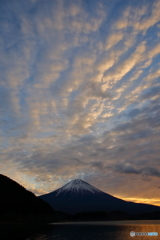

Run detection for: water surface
[[1, 220, 160, 240]]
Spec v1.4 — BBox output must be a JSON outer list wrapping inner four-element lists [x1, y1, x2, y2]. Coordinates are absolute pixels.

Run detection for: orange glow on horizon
[[116, 196, 160, 207]]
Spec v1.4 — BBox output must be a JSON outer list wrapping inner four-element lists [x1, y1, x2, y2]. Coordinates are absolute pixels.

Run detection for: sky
[[0, 0, 160, 206]]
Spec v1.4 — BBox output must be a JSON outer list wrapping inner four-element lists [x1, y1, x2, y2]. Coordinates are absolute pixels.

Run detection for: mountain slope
[[0, 174, 54, 220], [39, 179, 160, 215]]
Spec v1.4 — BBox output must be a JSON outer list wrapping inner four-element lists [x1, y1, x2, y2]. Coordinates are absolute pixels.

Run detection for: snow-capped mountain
[[56, 179, 101, 195], [39, 179, 160, 215]]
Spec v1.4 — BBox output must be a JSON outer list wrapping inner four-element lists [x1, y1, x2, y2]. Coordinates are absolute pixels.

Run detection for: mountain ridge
[[39, 179, 160, 215]]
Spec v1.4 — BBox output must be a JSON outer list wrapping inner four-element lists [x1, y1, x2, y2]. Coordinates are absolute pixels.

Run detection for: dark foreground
[[1, 220, 160, 240]]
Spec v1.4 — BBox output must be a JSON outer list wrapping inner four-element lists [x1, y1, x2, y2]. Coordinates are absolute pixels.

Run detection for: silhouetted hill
[[0, 174, 54, 222]]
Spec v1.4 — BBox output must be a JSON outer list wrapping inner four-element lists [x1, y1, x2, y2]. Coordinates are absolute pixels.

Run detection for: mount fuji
[[39, 179, 160, 215]]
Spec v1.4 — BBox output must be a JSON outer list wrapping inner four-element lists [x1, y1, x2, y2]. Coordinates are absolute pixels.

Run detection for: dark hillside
[[0, 174, 54, 222]]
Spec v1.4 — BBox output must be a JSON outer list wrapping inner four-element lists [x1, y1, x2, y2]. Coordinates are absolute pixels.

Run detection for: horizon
[[0, 0, 160, 207], [37, 178, 160, 207], [38, 178, 160, 207], [1, 173, 160, 210]]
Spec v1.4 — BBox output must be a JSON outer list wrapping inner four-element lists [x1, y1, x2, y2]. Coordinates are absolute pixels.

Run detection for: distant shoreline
[[51, 220, 160, 225]]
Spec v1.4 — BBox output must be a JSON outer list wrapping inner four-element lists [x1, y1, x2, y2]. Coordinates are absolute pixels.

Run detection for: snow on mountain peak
[[56, 179, 101, 196]]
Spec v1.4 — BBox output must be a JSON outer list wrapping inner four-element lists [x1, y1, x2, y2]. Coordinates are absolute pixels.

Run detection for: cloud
[[140, 85, 160, 100], [133, 1, 160, 32], [114, 1, 160, 33], [111, 163, 160, 178], [89, 161, 104, 170], [103, 42, 146, 83], [105, 32, 124, 50]]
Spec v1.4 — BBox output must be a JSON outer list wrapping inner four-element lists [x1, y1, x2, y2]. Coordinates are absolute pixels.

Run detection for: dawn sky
[[0, 0, 160, 206]]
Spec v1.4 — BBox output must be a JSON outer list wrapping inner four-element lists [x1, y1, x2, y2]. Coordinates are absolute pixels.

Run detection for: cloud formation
[[0, 0, 160, 205]]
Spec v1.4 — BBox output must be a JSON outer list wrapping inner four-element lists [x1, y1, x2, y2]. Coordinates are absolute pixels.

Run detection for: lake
[[0, 220, 160, 240]]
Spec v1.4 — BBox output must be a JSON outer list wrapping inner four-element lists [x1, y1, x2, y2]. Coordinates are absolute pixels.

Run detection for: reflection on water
[[0, 220, 160, 240]]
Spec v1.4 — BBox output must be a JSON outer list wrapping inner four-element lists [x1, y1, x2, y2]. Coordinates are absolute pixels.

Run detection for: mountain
[[39, 179, 160, 215], [0, 174, 54, 222]]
